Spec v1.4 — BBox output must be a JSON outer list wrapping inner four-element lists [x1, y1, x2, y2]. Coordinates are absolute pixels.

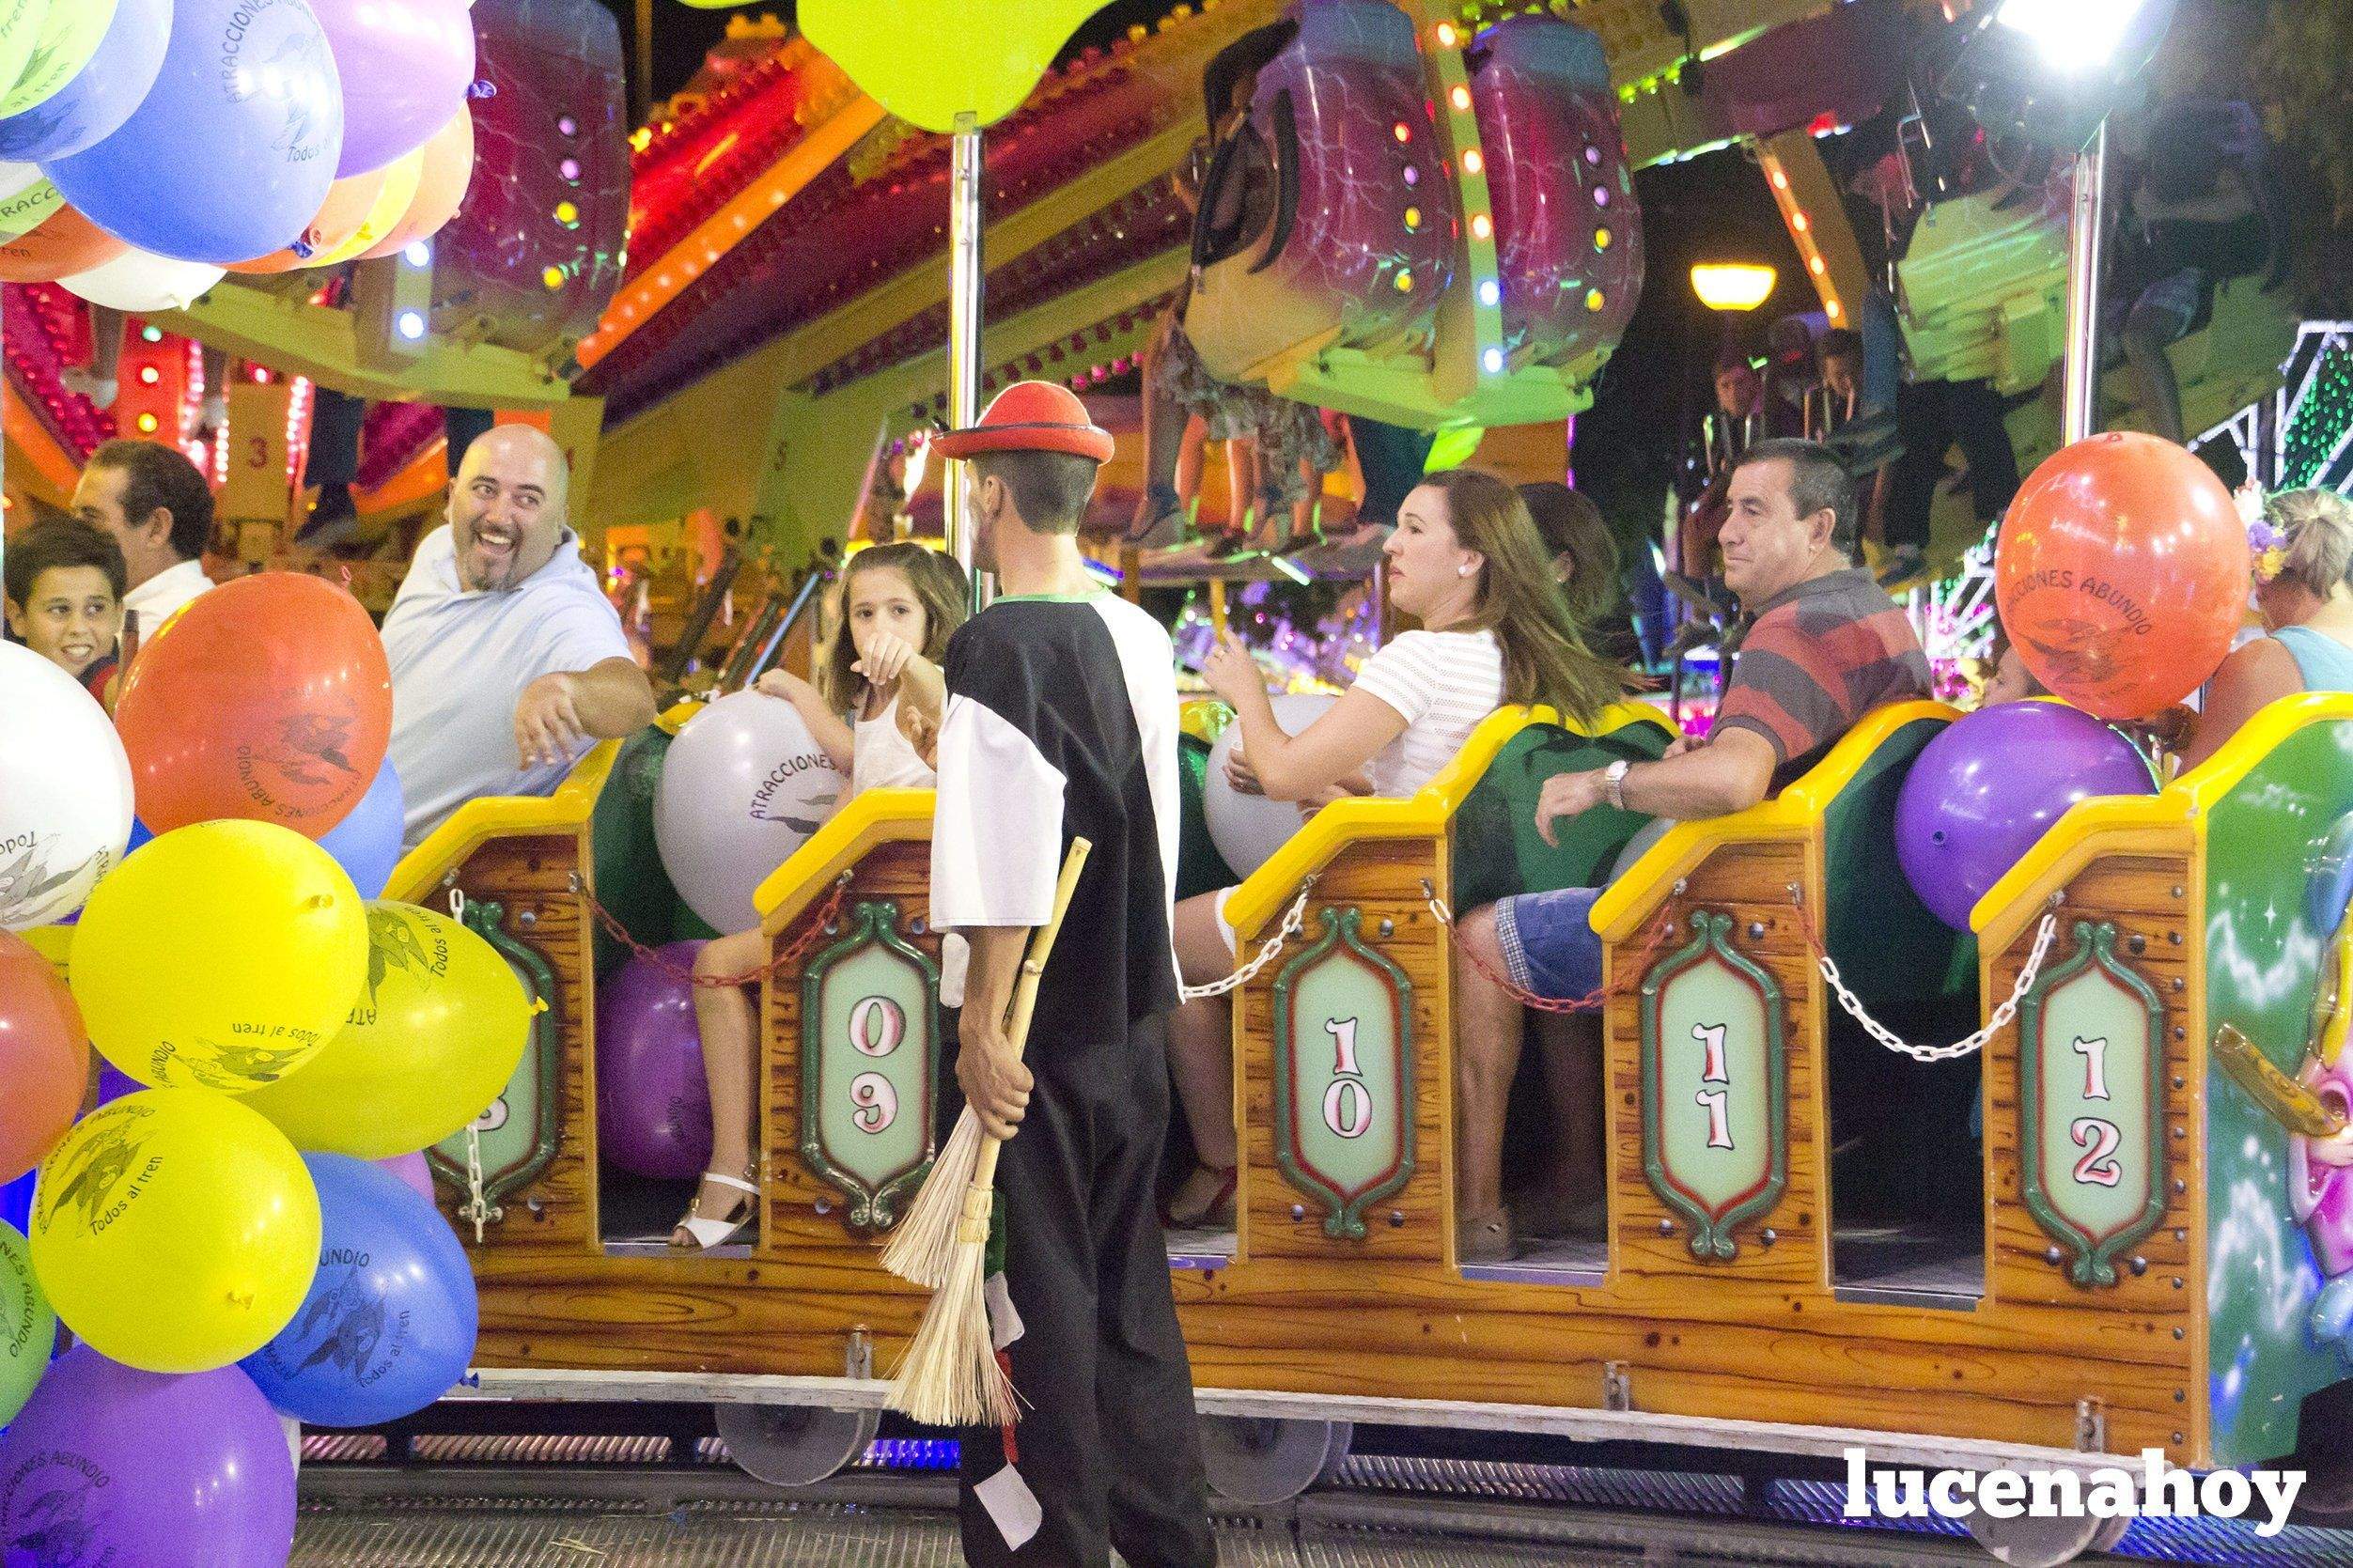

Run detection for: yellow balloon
[[240, 901, 531, 1157], [71, 820, 366, 1091], [800, 0, 1111, 132], [306, 147, 424, 268], [30, 1089, 319, 1372]]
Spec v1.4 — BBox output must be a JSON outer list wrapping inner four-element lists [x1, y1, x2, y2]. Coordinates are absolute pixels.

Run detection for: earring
[[1457, 562, 1473, 578]]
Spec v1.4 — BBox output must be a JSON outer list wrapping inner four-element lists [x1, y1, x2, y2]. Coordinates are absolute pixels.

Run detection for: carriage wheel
[[1200, 1416, 1350, 1506], [1965, 1504, 2107, 1567], [714, 1402, 880, 1488]]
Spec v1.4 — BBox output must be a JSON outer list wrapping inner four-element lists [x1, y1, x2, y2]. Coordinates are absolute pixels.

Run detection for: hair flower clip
[[2248, 516, 2288, 583]]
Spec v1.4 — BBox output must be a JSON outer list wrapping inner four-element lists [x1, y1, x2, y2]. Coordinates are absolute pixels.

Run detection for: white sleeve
[[540, 593, 633, 676], [1348, 630, 1441, 728], [929, 693, 1067, 929]]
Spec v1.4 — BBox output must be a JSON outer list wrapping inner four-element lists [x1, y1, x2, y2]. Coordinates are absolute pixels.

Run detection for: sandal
[[1458, 1206, 1517, 1264], [1164, 1164, 1238, 1231], [670, 1169, 759, 1251], [1125, 482, 1189, 549]]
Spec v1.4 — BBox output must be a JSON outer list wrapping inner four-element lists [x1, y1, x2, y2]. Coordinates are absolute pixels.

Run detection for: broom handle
[[970, 837, 1093, 1190]]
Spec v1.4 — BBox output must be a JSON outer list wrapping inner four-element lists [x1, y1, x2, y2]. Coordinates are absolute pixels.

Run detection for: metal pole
[[943, 113, 988, 610], [2060, 121, 2107, 446], [632, 0, 654, 130]]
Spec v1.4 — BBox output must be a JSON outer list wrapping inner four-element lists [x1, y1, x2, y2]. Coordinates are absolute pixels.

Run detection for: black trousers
[[953, 1013, 1216, 1568], [1883, 379, 2020, 551]]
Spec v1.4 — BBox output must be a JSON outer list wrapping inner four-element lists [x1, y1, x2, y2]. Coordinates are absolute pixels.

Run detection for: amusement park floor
[[283, 1432, 2353, 1567]]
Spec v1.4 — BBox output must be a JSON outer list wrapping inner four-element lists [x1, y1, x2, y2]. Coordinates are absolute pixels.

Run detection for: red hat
[[930, 380, 1114, 463]]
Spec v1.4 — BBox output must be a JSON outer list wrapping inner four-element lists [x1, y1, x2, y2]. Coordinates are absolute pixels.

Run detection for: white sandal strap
[[676, 1213, 750, 1249], [701, 1172, 759, 1196]]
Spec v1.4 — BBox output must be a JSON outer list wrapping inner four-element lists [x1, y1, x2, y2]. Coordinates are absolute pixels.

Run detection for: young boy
[[928, 381, 1214, 1568], [4, 517, 127, 703]]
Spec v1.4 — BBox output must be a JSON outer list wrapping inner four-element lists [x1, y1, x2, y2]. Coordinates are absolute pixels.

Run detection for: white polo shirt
[[382, 524, 631, 846], [123, 557, 214, 638]]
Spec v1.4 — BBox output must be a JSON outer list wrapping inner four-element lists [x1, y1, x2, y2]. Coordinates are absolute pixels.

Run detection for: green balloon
[[0, 1220, 56, 1426], [0, 0, 103, 120], [801, 0, 1113, 132]]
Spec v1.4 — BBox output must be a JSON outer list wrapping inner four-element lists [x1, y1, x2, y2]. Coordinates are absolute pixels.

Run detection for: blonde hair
[[1412, 468, 1631, 727], [2268, 489, 2353, 598], [816, 543, 970, 713]]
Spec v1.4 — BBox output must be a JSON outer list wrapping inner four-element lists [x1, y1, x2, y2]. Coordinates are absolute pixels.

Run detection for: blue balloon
[[240, 1154, 476, 1427], [0, 1172, 27, 1237], [0, 0, 172, 163], [43, 0, 345, 265], [318, 760, 404, 899]]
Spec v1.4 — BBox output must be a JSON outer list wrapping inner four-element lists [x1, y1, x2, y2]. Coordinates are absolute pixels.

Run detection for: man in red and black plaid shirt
[[1453, 439, 1929, 1261]]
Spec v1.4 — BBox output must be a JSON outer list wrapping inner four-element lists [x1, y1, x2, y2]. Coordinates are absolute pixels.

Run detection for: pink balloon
[[316, 0, 478, 178], [380, 1150, 436, 1204]]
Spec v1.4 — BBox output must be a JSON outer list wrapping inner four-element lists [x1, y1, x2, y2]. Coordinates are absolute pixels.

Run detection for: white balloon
[[0, 641, 135, 929], [654, 690, 849, 933], [1202, 692, 1338, 881], [59, 246, 226, 312]]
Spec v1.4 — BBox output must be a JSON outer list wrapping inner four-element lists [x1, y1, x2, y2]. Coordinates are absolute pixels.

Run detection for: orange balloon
[[1994, 431, 2250, 721], [114, 573, 393, 838], [0, 930, 88, 1184], [0, 205, 125, 283], [359, 107, 475, 259], [226, 168, 392, 274]]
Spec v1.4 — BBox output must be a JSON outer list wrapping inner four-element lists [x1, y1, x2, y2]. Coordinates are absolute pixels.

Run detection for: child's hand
[[852, 629, 918, 691], [755, 670, 813, 705], [1223, 744, 1265, 797]]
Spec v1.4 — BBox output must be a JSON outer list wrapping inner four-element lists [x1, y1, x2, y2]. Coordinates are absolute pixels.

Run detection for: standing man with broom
[[924, 381, 1217, 1567]]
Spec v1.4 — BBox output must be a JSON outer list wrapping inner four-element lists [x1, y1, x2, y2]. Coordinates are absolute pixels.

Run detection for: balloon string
[[574, 872, 852, 987]]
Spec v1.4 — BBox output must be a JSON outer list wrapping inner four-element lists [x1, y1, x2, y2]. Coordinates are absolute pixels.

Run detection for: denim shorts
[[1492, 884, 1605, 1001]]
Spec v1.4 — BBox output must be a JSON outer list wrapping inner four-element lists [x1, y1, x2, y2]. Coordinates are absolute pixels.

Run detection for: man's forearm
[[572, 658, 660, 737], [958, 924, 1029, 1036], [1620, 746, 1765, 821]]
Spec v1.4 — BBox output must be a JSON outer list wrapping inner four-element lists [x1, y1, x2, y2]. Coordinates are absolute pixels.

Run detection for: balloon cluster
[[0, 0, 479, 310], [0, 574, 530, 1567]]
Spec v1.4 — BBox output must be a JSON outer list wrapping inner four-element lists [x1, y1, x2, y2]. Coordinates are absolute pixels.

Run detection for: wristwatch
[[1604, 759, 1630, 811]]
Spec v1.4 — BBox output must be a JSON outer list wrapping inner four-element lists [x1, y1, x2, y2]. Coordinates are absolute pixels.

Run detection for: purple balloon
[[1895, 702, 2157, 931], [315, 0, 476, 178], [92, 1061, 139, 1110], [0, 1348, 294, 1567], [43, 0, 345, 265], [595, 941, 713, 1179], [381, 1149, 435, 1203], [0, 0, 172, 162]]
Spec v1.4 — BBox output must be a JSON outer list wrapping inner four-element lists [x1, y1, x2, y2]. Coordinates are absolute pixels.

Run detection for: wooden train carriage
[[399, 691, 2353, 1515]]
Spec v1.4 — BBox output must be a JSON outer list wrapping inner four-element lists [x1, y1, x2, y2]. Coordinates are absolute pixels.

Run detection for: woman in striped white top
[[1163, 469, 1631, 1228]]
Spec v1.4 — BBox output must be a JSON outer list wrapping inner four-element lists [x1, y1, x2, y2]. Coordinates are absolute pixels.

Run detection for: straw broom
[[884, 838, 1091, 1427]]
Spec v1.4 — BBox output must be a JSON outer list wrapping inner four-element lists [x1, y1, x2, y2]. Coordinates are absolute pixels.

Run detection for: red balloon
[[0, 931, 88, 1183], [1994, 431, 2250, 721], [114, 573, 392, 837]]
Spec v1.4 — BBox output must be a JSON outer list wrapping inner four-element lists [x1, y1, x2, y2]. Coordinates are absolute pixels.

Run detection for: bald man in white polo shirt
[[382, 426, 658, 846]]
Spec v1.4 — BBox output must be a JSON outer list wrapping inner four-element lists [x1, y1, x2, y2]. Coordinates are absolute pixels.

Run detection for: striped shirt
[[1716, 567, 1929, 790], [1350, 629, 1506, 798]]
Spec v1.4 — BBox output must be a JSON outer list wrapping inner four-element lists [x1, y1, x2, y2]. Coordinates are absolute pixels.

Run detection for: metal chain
[[1419, 878, 1677, 1015], [1793, 887, 2063, 1063], [569, 870, 852, 986], [1180, 878, 1317, 1001], [461, 1125, 489, 1244]]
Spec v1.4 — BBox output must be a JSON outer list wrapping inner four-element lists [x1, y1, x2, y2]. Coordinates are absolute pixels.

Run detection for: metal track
[[288, 1442, 2353, 1568]]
